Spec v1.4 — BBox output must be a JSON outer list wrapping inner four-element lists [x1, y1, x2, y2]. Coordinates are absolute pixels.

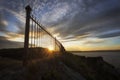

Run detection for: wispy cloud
[[41, 2, 71, 25], [82, 38, 105, 44]]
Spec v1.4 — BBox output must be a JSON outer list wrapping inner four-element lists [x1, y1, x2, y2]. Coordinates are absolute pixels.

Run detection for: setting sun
[[48, 47, 54, 51]]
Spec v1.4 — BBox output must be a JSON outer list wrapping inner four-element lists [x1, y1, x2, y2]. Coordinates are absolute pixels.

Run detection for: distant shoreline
[[68, 50, 120, 53]]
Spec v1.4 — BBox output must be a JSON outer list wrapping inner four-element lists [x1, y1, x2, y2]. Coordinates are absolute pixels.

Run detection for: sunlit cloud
[[1, 20, 8, 26], [5, 32, 24, 42], [82, 37, 105, 44]]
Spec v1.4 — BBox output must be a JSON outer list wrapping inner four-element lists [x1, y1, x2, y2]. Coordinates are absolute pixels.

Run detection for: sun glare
[[48, 47, 54, 51]]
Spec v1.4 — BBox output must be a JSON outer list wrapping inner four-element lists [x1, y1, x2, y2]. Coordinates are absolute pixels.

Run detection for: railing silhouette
[[23, 5, 65, 65]]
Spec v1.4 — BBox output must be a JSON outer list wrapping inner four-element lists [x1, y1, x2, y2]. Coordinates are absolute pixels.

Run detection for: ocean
[[72, 51, 120, 68]]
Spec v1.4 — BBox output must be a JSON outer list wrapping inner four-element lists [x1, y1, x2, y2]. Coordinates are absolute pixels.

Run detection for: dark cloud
[[100, 7, 120, 19], [97, 30, 120, 38], [51, 0, 120, 40], [0, 36, 23, 49]]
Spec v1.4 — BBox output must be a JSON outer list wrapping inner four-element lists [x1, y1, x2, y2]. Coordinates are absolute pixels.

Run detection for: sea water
[[73, 51, 120, 68]]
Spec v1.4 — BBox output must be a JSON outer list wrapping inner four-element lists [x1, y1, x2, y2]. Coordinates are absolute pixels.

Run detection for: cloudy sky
[[0, 0, 120, 51]]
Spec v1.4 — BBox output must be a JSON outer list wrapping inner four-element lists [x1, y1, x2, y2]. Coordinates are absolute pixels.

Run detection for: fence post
[[23, 5, 32, 66], [54, 37, 57, 51]]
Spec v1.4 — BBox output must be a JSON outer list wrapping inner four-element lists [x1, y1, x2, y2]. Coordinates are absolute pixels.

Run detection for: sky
[[0, 0, 120, 51]]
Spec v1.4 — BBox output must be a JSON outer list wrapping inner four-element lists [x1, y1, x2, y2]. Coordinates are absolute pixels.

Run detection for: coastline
[[62, 52, 120, 80]]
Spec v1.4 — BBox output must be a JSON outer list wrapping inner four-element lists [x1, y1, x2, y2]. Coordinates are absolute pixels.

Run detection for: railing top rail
[[30, 16, 55, 39]]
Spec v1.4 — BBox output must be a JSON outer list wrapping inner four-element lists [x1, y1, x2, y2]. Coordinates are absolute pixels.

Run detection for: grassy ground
[[0, 48, 120, 80], [0, 48, 79, 80]]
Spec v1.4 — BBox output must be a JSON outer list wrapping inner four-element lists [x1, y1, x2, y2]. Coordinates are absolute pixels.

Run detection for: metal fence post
[[23, 5, 32, 66], [54, 37, 57, 51]]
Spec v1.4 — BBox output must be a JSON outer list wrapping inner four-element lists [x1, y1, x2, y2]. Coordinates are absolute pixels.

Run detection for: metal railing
[[23, 5, 65, 65]]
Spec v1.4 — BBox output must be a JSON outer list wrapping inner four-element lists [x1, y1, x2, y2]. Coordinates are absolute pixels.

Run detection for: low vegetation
[[0, 48, 120, 80]]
